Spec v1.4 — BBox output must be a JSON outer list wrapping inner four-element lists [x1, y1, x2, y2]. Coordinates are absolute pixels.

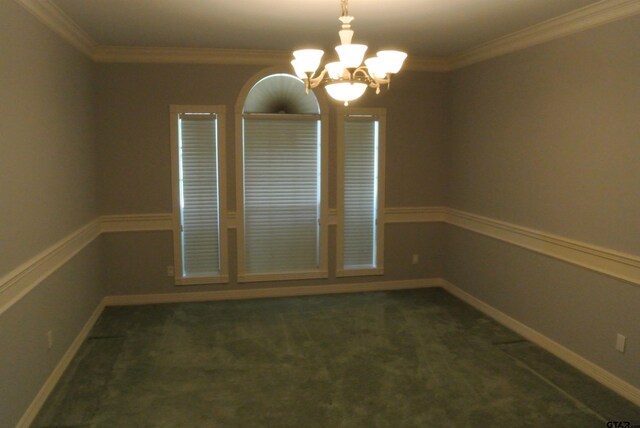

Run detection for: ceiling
[[50, 0, 605, 58]]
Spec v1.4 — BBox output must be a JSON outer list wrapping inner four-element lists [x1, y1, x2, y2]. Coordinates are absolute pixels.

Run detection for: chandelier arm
[[352, 66, 367, 77], [352, 67, 375, 84], [306, 69, 329, 90]]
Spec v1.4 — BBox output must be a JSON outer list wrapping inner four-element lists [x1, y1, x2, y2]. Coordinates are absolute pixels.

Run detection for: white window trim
[[170, 104, 229, 285], [336, 107, 386, 277], [234, 72, 329, 283]]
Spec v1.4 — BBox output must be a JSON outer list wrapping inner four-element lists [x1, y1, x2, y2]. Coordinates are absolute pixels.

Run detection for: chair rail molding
[[385, 206, 447, 223], [100, 213, 173, 233], [3, 206, 638, 317], [447, 208, 640, 287], [95, 208, 640, 286], [0, 219, 101, 316]]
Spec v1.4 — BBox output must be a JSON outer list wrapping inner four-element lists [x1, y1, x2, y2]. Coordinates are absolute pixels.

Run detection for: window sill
[[175, 275, 229, 286], [336, 268, 384, 278], [238, 270, 329, 283]]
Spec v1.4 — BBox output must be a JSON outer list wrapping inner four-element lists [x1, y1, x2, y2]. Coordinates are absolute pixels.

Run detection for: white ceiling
[[51, 0, 604, 58]]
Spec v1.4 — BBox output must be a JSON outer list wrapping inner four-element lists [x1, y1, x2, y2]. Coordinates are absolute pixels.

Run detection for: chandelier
[[291, 0, 407, 106]]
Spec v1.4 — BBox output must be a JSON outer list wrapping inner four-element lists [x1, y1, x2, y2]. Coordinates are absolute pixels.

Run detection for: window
[[170, 105, 228, 284], [336, 108, 386, 276], [236, 74, 328, 282]]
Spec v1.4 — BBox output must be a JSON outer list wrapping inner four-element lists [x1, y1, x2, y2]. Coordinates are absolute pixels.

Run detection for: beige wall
[[96, 64, 449, 293], [102, 224, 444, 296], [0, 2, 104, 426], [0, 242, 103, 427], [446, 16, 640, 388], [448, 16, 640, 255], [1, 2, 98, 275], [96, 65, 448, 213]]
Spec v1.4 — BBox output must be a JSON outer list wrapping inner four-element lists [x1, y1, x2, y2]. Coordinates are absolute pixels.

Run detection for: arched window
[[236, 73, 328, 281]]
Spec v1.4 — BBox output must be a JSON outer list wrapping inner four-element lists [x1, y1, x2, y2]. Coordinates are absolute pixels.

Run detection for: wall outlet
[[46, 330, 53, 350], [167, 265, 175, 277], [616, 333, 626, 353], [412, 254, 419, 265]]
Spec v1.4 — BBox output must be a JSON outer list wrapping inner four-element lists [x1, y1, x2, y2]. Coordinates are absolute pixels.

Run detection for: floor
[[34, 288, 639, 427]]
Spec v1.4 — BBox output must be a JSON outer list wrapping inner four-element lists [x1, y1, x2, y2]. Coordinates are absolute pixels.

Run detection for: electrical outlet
[[616, 334, 626, 353], [412, 254, 419, 265], [47, 330, 53, 350], [167, 265, 175, 277]]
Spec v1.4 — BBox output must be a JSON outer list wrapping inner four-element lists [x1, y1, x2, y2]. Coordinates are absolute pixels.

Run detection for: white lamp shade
[[293, 49, 324, 74], [325, 82, 367, 103], [364, 57, 386, 79], [325, 62, 345, 80], [291, 60, 308, 79], [335, 44, 368, 68], [376, 50, 407, 74]]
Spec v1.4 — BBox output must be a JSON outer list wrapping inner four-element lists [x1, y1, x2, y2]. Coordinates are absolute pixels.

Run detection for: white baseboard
[[103, 278, 442, 306], [15, 278, 640, 428], [441, 279, 640, 407], [16, 299, 106, 428]]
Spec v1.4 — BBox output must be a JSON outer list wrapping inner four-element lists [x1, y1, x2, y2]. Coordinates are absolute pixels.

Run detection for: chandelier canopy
[[291, 0, 407, 106]]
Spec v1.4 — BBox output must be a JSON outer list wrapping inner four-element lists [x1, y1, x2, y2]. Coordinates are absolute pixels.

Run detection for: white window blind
[[343, 118, 379, 269], [178, 113, 221, 277], [242, 117, 320, 274]]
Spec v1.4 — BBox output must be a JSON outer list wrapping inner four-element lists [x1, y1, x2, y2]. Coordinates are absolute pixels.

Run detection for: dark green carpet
[[33, 288, 639, 427]]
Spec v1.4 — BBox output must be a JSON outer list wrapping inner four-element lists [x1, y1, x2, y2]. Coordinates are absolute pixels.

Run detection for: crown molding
[[92, 46, 292, 66], [405, 57, 451, 72], [449, 0, 640, 69], [92, 45, 449, 72], [16, 0, 640, 70], [14, 0, 97, 57]]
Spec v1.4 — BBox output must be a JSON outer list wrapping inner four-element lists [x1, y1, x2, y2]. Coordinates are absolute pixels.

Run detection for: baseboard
[[14, 278, 640, 427], [103, 278, 442, 306], [441, 279, 640, 407], [16, 299, 106, 428]]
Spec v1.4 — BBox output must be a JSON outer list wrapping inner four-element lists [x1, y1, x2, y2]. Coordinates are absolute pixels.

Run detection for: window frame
[[235, 74, 329, 283], [169, 104, 229, 285], [336, 107, 386, 277]]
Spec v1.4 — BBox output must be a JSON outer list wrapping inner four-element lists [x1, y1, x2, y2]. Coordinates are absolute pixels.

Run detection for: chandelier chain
[[341, 0, 349, 17]]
